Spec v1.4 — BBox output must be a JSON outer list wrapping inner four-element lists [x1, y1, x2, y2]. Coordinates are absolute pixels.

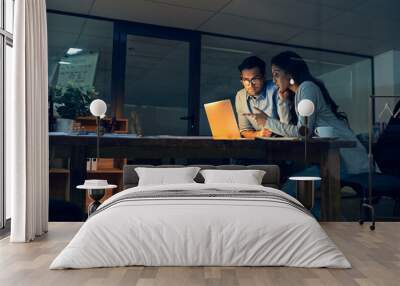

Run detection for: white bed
[[50, 183, 351, 269]]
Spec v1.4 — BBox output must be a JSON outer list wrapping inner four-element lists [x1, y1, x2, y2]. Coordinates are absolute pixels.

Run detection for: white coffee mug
[[315, 126, 334, 138]]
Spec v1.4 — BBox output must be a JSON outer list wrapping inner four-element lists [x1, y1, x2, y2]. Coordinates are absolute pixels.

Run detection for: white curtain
[[7, 0, 49, 242]]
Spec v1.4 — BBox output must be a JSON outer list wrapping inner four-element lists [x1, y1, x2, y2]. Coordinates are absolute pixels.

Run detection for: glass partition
[[47, 13, 115, 220], [200, 35, 374, 221], [46, 12, 376, 222], [200, 35, 372, 136], [123, 35, 190, 135], [47, 13, 114, 130]]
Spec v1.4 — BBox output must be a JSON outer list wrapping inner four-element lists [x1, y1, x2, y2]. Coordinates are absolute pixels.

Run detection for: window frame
[[1, 0, 13, 231]]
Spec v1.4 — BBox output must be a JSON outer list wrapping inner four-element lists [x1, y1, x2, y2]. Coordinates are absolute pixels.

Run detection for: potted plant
[[50, 84, 98, 132]]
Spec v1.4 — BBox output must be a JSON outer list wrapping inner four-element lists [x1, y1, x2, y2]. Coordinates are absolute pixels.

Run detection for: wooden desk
[[49, 134, 356, 221]]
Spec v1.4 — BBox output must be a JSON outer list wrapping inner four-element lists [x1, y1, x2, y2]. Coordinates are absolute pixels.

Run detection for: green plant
[[51, 84, 98, 119]]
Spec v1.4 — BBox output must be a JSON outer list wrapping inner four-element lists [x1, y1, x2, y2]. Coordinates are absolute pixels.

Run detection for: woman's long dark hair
[[271, 51, 348, 123]]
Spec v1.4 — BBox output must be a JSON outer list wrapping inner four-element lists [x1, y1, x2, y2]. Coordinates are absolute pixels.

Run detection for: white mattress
[[50, 183, 351, 269]]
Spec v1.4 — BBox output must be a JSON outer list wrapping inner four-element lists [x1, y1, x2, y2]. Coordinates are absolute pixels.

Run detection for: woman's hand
[[278, 89, 290, 101], [242, 106, 268, 127]]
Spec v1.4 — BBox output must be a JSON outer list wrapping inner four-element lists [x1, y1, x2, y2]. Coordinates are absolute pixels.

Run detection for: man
[[235, 56, 291, 138]]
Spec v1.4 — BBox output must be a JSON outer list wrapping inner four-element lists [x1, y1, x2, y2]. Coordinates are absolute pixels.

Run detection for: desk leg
[[320, 148, 341, 221]]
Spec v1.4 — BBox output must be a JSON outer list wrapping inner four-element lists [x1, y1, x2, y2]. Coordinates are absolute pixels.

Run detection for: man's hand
[[256, 128, 272, 137], [241, 129, 272, 138], [242, 106, 268, 127]]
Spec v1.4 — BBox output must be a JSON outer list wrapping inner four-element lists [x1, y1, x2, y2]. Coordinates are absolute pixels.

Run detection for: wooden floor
[[0, 222, 399, 286]]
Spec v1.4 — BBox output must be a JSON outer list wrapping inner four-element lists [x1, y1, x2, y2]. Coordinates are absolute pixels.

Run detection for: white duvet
[[50, 183, 351, 269]]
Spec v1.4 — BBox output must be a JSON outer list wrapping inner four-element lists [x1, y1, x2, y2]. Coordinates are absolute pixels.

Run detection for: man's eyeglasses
[[241, 76, 264, 86]]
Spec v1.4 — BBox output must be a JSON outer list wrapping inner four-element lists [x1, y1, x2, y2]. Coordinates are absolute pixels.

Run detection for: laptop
[[204, 99, 242, 139]]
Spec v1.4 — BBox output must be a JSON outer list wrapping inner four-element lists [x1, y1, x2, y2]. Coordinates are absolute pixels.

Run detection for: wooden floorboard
[[0, 222, 399, 286]]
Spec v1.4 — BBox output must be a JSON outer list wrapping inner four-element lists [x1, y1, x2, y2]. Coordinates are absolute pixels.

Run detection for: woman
[[248, 51, 369, 211]]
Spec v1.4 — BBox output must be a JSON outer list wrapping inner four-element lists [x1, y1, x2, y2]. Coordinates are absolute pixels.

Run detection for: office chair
[[341, 106, 400, 230], [341, 173, 400, 230]]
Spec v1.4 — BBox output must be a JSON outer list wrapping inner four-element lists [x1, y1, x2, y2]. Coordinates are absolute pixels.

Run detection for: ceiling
[[46, 0, 400, 56], [46, 0, 379, 109]]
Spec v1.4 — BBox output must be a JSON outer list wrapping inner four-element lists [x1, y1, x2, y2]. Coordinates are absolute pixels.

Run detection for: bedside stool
[[289, 176, 321, 210], [77, 180, 117, 216]]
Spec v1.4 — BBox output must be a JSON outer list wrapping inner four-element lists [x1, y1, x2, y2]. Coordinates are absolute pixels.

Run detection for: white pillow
[[200, 169, 266, 185], [135, 167, 200, 186]]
